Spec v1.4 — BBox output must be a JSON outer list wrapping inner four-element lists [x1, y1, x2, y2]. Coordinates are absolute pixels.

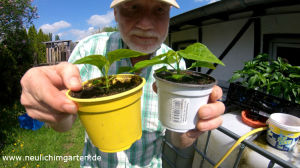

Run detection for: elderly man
[[20, 0, 225, 167]]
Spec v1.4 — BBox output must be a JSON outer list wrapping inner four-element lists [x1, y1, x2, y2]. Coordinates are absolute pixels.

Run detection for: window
[[264, 34, 300, 66], [273, 43, 300, 66]]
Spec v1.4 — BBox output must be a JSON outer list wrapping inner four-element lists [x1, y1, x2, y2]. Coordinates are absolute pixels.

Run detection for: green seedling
[[229, 54, 300, 104], [120, 42, 225, 80], [73, 49, 147, 90]]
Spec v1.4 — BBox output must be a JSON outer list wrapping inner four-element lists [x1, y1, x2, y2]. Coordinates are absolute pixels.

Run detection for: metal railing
[[162, 126, 297, 168]]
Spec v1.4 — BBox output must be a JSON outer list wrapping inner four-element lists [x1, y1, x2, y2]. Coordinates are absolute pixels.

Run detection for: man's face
[[114, 0, 170, 53]]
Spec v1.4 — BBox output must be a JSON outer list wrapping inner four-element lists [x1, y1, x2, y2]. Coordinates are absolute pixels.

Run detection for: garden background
[[0, 0, 85, 167]]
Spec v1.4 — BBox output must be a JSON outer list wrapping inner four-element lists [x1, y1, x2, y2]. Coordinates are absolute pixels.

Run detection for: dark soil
[[69, 75, 142, 99], [155, 70, 215, 85]]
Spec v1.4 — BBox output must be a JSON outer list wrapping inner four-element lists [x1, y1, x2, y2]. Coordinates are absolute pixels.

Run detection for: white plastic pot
[[154, 72, 216, 132]]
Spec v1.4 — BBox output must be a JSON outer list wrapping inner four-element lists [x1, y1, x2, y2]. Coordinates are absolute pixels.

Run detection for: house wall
[[169, 27, 199, 44], [261, 13, 300, 60], [167, 13, 300, 86], [201, 19, 254, 84], [262, 13, 300, 35]]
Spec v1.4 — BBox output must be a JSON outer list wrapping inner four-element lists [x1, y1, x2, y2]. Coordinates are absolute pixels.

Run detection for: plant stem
[[168, 63, 176, 71], [104, 66, 110, 91], [176, 66, 180, 74], [176, 60, 181, 74], [176, 53, 181, 74], [105, 77, 109, 91]]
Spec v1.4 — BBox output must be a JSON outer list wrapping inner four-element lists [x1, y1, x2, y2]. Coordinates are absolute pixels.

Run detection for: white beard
[[119, 27, 168, 54]]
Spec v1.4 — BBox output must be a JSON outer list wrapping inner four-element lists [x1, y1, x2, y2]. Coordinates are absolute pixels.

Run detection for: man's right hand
[[20, 62, 82, 132]]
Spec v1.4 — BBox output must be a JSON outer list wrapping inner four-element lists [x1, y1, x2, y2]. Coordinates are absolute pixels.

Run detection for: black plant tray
[[225, 82, 300, 118]]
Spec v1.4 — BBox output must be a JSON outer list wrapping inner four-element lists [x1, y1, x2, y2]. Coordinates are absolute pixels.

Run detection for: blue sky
[[32, 0, 219, 41]]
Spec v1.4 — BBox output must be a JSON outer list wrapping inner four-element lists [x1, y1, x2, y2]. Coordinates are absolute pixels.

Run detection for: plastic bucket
[[67, 74, 146, 153], [266, 113, 300, 151], [18, 113, 44, 130], [154, 73, 216, 133]]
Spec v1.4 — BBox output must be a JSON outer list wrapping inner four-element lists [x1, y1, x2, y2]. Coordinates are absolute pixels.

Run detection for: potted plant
[[122, 42, 225, 132], [228, 54, 300, 127], [66, 49, 147, 153]]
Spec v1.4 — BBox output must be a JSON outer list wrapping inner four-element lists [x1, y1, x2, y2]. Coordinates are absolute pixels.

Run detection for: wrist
[[170, 130, 202, 149], [49, 114, 77, 132]]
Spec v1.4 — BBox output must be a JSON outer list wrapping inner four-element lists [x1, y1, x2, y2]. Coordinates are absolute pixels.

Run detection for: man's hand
[[196, 85, 224, 132], [169, 85, 225, 148], [20, 62, 82, 132]]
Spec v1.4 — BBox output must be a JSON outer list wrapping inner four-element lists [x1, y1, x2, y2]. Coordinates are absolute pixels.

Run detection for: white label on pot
[[170, 98, 190, 124]]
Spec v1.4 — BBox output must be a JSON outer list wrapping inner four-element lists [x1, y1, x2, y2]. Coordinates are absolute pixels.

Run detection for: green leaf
[[257, 66, 265, 72], [273, 73, 279, 80], [155, 52, 169, 59], [73, 54, 108, 71], [229, 73, 241, 82], [189, 61, 216, 70], [248, 75, 258, 88], [165, 50, 177, 64], [117, 66, 134, 74], [262, 73, 269, 77], [178, 43, 225, 66], [154, 66, 168, 74], [292, 88, 297, 97], [107, 49, 146, 65], [290, 66, 300, 71], [272, 86, 282, 97], [289, 74, 300, 78], [258, 74, 266, 85], [92, 79, 101, 85], [171, 74, 185, 80], [133, 56, 166, 71], [284, 94, 291, 101], [296, 98, 300, 104]]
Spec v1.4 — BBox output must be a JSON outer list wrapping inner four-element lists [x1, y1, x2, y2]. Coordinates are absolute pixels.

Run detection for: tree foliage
[[0, 28, 33, 106], [48, 32, 53, 41], [102, 26, 118, 32], [0, 0, 38, 40], [55, 34, 60, 41], [0, 0, 51, 150], [27, 25, 50, 64], [28, 25, 38, 62], [0, 0, 49, 107], [91, 26, 119, 35], [37, 29, 49, 63]]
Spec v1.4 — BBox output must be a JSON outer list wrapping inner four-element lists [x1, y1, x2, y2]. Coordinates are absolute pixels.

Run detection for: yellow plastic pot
[[66, 74, 146, 153]]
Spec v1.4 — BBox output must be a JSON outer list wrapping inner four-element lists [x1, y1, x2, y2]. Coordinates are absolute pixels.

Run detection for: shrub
[[230, 54, 300, 104]]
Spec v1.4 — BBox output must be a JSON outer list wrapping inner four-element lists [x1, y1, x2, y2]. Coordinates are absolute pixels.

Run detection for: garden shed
[[43, 40, 73, 64]]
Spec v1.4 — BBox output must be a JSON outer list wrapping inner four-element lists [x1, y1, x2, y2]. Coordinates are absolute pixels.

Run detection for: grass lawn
[[0, 118, 85, 168]]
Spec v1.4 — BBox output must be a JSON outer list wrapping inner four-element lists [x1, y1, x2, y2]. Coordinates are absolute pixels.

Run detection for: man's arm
[[169, 85, 225, 148], [20, 33, 103, 132]]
